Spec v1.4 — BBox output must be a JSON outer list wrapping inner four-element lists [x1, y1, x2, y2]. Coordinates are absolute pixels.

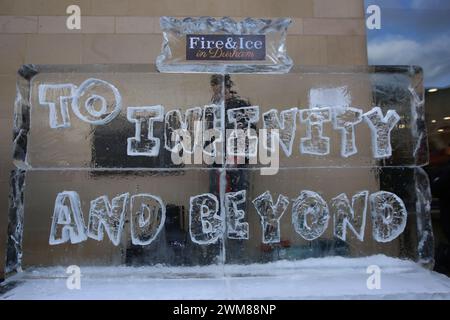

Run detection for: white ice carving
[[127, 105, 164, 157], [87, 193, 129, 246], [49, 191, 87, 245], [332, 106, 363, 158], [299, 108, 331, 156], [189, 193, 223, 245], [38, 84, 75, 128], [130, 193, 166, 246], [71, 78, 122, 125], [364, 107, 400, 159], [331, 191, 368, 242], [227, 106, 259, 157], [292, 190, 330, 241], [370, 191, 408, 243], [225, 190, 249, 240], [262, 107, 297, 156], [252, 191, 289, 244]]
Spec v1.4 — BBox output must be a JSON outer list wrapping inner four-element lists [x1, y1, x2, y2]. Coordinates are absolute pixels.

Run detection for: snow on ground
[[1, 255, 450, 299]]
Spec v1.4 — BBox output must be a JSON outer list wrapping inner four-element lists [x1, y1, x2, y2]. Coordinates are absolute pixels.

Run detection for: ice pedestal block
[[13, 65, 428, 170], [7, 64, 433, 274]]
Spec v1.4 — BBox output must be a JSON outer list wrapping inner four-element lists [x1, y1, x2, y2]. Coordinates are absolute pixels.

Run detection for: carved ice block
[[13, 65, 428, 170]]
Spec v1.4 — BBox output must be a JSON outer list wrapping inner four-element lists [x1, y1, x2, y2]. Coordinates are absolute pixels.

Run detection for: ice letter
[[127, 106, 164, 157], [165, 107, 203, 154], [292, 190, 329, 240], [300, 108, 331, 155], [309, 87, 351, 109], [331, 191, 368, 242], [39, 84, 75, 129], [87, 193, 129, 246], [252, 191, 289, 244], [366, 5, 381, 30], [262, 108, 297, 156], [66, 5, 81, 30], [364, 107, 400, 159], [370, 191, 407, 243], [227, 106, 259, 157], [49, 191, 87, 245], [130, 194, 166, 245], [333, 107, 363, 157], [225, 190, 249, 240], [189, 193, 223, 245], [72, 78, 122, 125]]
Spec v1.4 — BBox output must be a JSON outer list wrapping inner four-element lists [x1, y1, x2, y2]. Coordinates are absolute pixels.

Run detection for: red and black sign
[[186, 34, 266, 61]]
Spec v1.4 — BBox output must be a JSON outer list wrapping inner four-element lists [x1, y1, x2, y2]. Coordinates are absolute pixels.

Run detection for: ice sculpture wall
[[6, 62, 433, 274]]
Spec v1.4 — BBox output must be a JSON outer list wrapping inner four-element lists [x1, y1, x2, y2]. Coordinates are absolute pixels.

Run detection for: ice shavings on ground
[[1, 255, 450, 299]]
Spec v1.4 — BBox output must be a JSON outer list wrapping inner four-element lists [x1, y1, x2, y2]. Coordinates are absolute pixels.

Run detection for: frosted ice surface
[[6, 170, 24, 273], [3, 255, 450, 299], [252, 191, 289, 244], [309, 86, 351, 109], [414, 167, 434, 266]]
